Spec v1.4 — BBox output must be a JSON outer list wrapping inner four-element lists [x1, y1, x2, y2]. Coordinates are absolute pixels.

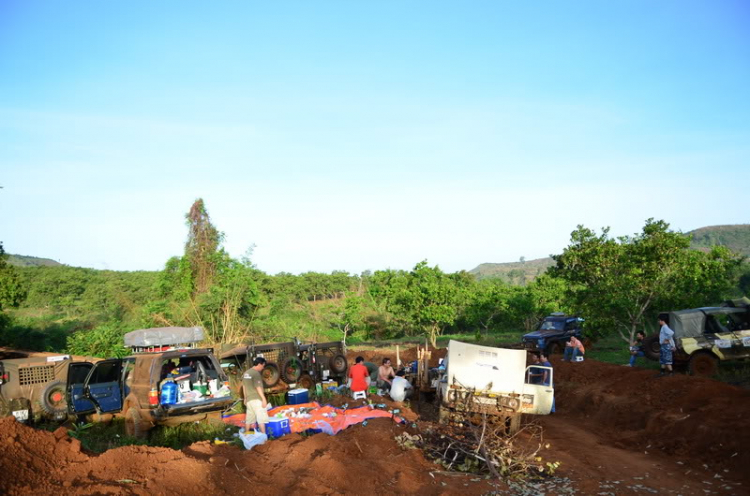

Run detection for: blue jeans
[[563, 346, 579, 361], [629, 350, 645, 366]]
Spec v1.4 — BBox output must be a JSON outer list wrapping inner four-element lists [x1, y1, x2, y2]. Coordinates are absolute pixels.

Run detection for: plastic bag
[[239, 429, 268, 450]]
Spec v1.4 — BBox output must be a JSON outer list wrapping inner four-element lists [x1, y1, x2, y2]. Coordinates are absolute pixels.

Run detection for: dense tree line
[[1, 203, 747, 358]]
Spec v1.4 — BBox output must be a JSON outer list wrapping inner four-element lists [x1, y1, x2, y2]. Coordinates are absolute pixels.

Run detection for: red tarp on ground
[[222, 401, 404, 435]]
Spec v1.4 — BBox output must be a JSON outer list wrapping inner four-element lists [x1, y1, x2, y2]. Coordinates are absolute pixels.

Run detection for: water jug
[[161, 380, 179, 405]]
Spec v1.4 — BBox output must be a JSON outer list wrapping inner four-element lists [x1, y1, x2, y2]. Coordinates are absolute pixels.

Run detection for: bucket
[[193, 382, 208, 396]]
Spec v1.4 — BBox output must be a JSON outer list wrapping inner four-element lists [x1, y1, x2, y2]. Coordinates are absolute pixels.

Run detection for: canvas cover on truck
[[124, 327, 204, 347], [670, 308, 747, 339], [446, 340, 526, 394]]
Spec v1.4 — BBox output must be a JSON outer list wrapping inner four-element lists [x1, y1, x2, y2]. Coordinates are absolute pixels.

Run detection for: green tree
[[551, 219, 741, 344], [399, 261, 460, 347], [0, 242, 26, 310], [330, 292, 366, 344]]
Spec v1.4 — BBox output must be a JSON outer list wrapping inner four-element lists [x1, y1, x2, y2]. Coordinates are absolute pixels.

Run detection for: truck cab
[[522, 313, 584, 355], [437, 340, 554, 434]]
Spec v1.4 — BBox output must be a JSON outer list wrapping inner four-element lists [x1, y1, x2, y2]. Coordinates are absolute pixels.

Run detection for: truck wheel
[[688, 352, 719, 377], [545, 342, 561, 356], [281, 357, 303, 383], [329, 354, 348, 374], [262, 362, 281, 388], [124, 407, 147, 439], [39, 380, 68, 418], [642, 334, 661, 361], [298, 374, 314, 390]]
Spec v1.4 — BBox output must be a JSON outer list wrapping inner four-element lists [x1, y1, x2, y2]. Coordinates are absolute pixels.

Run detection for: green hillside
[[471, 224, 750, 282], [7, 254, 62, 267], [689, 224, 750, 257]]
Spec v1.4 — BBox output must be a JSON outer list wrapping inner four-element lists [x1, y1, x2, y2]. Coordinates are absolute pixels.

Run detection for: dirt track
[[1, 348, 748, 495]]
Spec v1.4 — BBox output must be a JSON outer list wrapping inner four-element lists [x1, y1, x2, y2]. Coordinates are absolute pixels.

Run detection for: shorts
[[245, 399, 269, 426], [659, 344, 673, 366]]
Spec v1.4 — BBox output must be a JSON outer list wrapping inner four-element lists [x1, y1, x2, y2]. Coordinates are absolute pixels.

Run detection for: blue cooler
[[267, 417, 290, 438], [288, 388, 309, 405]]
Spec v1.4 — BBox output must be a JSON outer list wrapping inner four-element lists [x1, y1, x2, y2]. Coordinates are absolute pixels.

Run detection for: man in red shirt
[[348, 356, 370, 394]]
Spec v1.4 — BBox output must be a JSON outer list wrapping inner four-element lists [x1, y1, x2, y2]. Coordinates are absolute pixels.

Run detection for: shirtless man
[[377, 358, 395, 393]]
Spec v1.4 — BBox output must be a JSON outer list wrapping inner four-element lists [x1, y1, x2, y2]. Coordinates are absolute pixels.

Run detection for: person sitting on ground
[[348, 356, 370, 397], [389, 370, 413, 402], [377, 358, 396, 393], [563, 335, 585, 362], [539, 352, 555, 413], [627, 331, 646, 367], [243, 357, 269, 434]]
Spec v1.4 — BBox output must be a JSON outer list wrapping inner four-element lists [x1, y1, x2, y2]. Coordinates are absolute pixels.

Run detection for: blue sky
[[1, 1, 748, 274]]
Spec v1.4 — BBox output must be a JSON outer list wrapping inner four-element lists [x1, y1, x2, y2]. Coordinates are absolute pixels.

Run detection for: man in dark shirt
[[243, 357, 269, 433]]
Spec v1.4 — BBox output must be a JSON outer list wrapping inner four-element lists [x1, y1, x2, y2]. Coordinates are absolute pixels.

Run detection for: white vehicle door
[[520, 365, 554, 415]]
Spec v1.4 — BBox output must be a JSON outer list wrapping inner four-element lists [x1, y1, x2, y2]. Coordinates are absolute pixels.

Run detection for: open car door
[[83, 359, 124, 414], [67, 361, 96, 415], [520, 365, 554, 415]]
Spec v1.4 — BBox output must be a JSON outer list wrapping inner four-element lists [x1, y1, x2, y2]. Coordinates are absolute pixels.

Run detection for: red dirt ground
[[2, 347, 749, 494]]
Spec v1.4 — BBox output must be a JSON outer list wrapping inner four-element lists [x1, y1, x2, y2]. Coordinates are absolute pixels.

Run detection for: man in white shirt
[[657, 314, 676, 377], [389, 370, 413, 402]]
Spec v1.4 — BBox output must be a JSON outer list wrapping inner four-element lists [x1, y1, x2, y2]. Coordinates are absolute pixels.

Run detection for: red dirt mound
[[0, 416, 497, 495], [347, 346, 447, 368], [550, 356, 750, 480]]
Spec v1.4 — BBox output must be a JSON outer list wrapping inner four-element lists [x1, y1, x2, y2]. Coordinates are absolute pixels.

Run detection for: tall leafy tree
[[185, 199, 222, 295], [551, 219, 741, 344]]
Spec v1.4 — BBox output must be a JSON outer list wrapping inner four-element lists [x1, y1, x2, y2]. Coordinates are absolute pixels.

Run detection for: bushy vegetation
[[1, 204, 747, 358]]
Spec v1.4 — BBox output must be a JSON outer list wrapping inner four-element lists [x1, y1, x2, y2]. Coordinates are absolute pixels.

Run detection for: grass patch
[[63, 418, 243, 453]]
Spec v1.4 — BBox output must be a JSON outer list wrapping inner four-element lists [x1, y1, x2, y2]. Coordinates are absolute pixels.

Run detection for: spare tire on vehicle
[[642, 334, 661, 361], [39, 380, 68, 419], [261, 362, 281, 388], [281, 357, 303, 384], [689, 352, 719, 377], [329, 354, 348, 375]]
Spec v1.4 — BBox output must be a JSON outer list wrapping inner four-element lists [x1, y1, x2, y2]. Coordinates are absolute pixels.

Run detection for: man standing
[[243, 357, 269, 434], [658, 314, 676, 377], [377, 358, 396, 393], [539, 352, 555, 413], [348, 356, 370, 396]]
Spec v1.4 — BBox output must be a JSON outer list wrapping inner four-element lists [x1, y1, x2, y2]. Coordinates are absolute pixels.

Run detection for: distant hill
[[469, 257, 555, 283], [688, 224, 750, 257], [6, 254, 62, 267], [470, 224, 750, 283]]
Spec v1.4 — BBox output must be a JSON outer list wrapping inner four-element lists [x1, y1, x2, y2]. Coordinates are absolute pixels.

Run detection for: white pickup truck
[[437, 340, 554, 434]]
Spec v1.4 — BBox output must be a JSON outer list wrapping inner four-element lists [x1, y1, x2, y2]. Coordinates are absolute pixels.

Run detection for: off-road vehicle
[[643, 299, 750, 376], [67, 327, 233, 436], [437, 340, 554, 434], [521, 313, 584, 356], [0, 354, 72, 423], [220, 339, 348, 391]]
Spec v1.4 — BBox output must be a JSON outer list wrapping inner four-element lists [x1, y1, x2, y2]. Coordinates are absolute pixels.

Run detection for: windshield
[[539, 320, 564, 331]]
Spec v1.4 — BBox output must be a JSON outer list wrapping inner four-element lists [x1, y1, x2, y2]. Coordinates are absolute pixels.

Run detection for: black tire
[[281, 357, 303, 383], [642, 334, 661, 361], [124, 407, 147, 439], [545, 341, 562, 356], [39, 380, 68, 418], [329, 354, 348, 374], [298, 374, 314, 390], [689, 352, 719, 377], [261, 362, 281, 388]]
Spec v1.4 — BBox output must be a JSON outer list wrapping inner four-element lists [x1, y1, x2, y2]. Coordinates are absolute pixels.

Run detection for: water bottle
[[160, 380, 178, 405]]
